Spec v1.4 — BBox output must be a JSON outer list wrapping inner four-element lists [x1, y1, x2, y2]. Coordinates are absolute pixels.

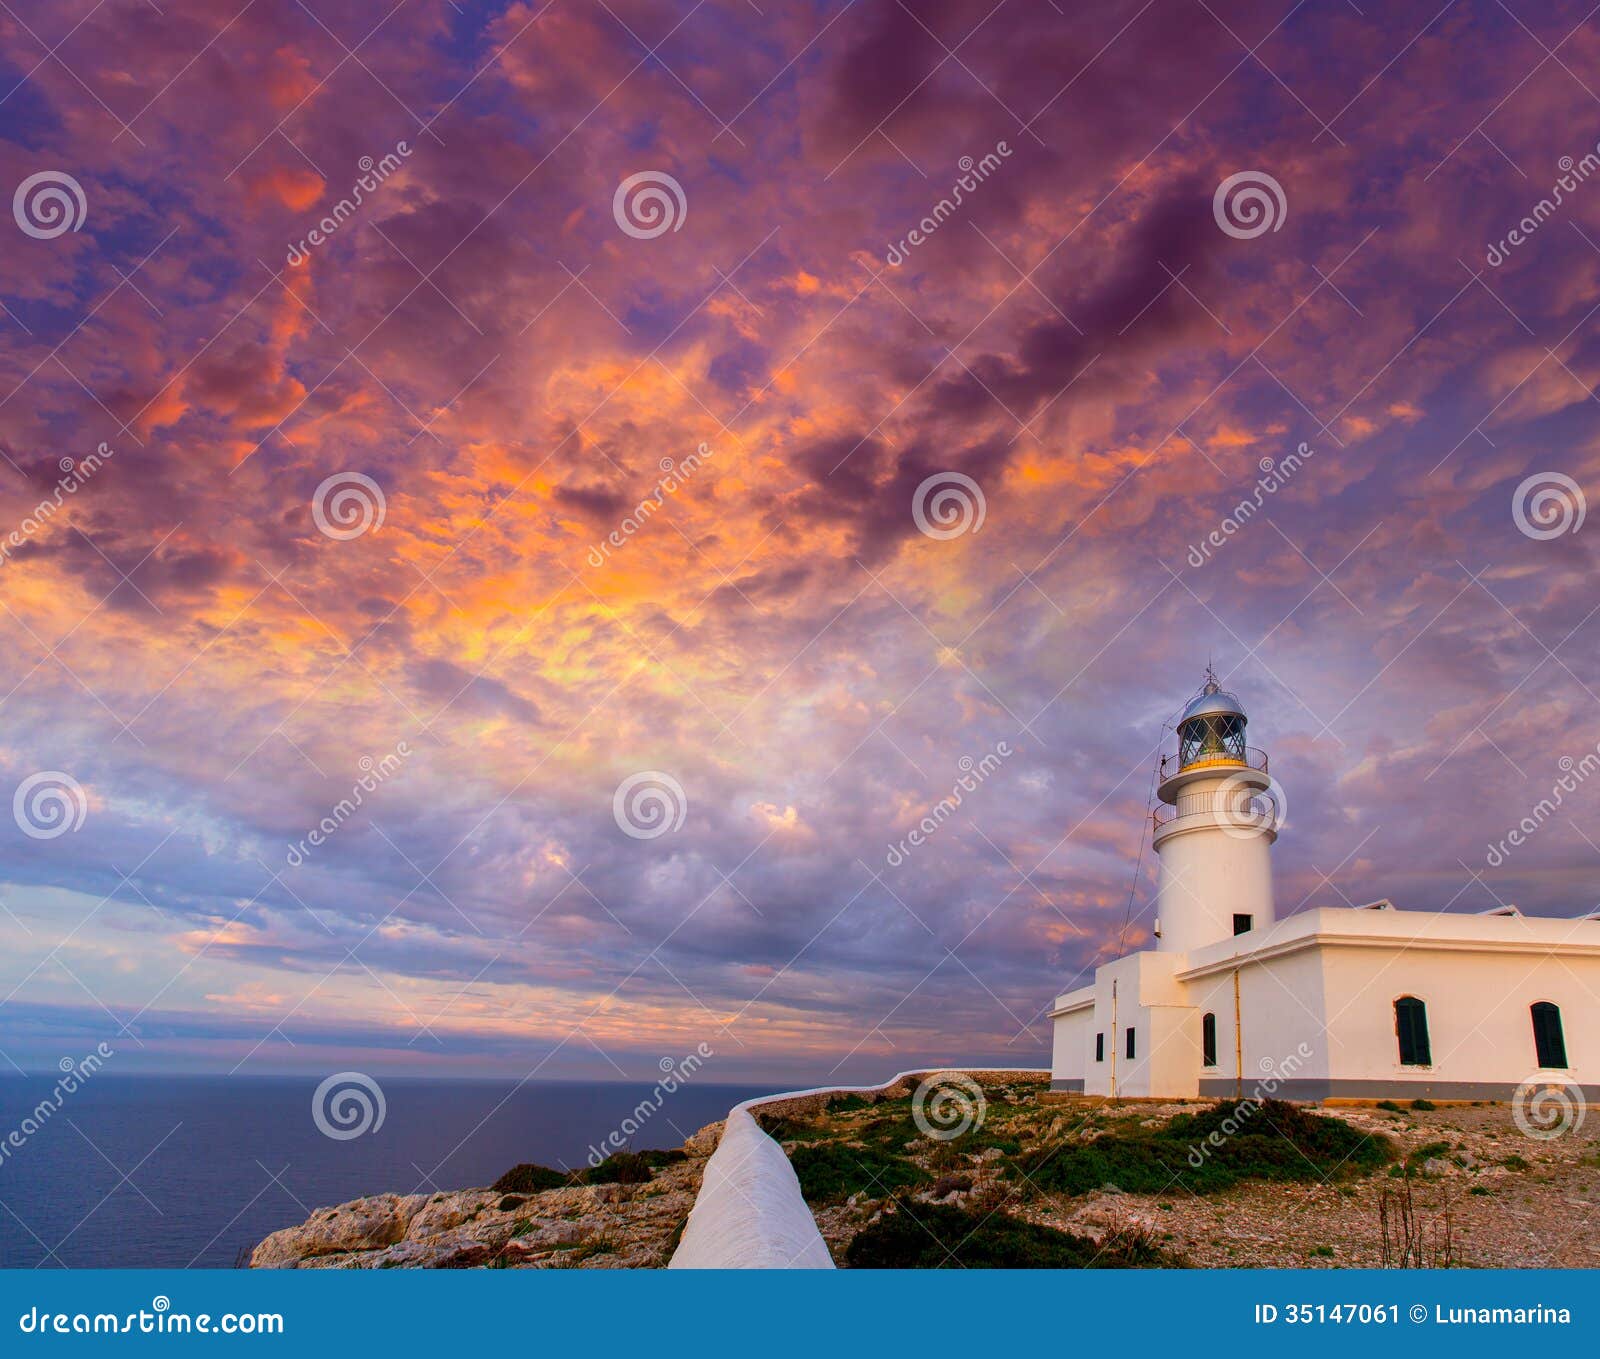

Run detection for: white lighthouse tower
[[1151, 670, 1278, 954], [1049, 669, 1600, 1102]]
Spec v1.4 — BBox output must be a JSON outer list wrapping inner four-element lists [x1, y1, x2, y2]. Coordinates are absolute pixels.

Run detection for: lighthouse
[[1050, 668, 1600, 1103], [1150, 669, 1279, 954]]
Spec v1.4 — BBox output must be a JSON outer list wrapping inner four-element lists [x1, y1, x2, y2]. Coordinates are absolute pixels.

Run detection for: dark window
[[1532, 1002, 1568, 1069], [1232, 913, 1253, 935], [1125, 1027, 1136, 1060], [1094, 1032, 1104, 1063], [1395, 996, 1431, 1066], [1201, 1012, 1218, 1068]]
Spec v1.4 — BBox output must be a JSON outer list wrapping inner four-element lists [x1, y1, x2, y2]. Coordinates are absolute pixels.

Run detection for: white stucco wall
[[1184, 946, 1331, 1093], [670, 1068, 1050, 1269], [1318, 941, 1599, 1094], [1050, 1005, 1090, 1087], [1053, 907, 1600, 1099], [668, 1106, 834, 1270]]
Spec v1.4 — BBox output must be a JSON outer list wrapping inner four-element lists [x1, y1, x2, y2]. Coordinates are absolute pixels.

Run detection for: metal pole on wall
[[1110, 978, 1118, 1101], [1233, 968, 1243, 1099]]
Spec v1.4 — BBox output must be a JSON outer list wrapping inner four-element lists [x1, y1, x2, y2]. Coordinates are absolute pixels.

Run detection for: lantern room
[[1176, 668, 1247, 771]]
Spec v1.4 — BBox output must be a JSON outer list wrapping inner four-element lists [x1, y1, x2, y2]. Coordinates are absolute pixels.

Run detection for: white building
[[1049, 674, 1600, 1102]]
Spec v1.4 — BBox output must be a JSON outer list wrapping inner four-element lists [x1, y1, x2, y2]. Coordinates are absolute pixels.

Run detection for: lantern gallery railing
[[1158, 745, 1269, 781], [1152, 777, 1283, 830]]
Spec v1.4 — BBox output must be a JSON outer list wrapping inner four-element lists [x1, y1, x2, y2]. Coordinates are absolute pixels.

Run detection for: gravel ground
[[787, 1080, 1600, 1268]]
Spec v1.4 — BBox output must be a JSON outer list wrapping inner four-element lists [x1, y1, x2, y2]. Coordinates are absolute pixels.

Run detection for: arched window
[[1531, 1002, 1568, 1069], [1395, 996, 1431, 1066], [1201, 1012, 1218, 1068]]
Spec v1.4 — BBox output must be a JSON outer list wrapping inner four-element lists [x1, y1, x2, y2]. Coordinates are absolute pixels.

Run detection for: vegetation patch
[[844, 1203, 1168, 1268], [1013, 1099, 1393, 1197], [492, 1163, 568, 1194], [755, 1114, 831, 1143], [787, 1142, 928, 1204], [583, 1151, 654, 1185]]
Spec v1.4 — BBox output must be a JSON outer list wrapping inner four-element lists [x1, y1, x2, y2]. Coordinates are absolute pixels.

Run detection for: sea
[[0, 1075, 774, 1268]]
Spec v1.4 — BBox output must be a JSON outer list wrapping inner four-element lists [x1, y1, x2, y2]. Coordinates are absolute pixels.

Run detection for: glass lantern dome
[[1176, 669, 1247, 771]]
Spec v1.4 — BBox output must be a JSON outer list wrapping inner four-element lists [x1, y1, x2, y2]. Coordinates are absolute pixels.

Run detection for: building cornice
[[1176, 925, 1600, 981]]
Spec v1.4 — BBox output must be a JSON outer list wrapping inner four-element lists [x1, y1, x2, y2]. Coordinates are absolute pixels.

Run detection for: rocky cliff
[[248, 1123, 721, 1269]]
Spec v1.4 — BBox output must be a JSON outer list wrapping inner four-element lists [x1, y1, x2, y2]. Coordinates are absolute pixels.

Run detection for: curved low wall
[[668, 1067, 1046, 1269]]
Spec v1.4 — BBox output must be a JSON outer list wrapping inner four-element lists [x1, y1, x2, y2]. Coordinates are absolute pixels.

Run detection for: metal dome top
[[1178, 669, 1246, 725]]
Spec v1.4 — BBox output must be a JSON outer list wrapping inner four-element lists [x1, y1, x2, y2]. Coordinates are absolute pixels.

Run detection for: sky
[[0, 0, 1597, 1085]]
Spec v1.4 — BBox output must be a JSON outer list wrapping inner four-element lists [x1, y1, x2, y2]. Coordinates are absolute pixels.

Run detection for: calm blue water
[[0, 1076, 771, 1268]]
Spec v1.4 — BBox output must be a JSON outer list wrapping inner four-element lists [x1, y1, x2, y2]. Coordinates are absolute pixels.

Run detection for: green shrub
[[756, 1115, 829, 1143], [1410, 1098, 1437, 1111], [1014, 1099, 1393, 1198], [787, 1142, 927, 1204], [1376, 1100, 1404, 1113], [491, 1163, 569, 1194], [584, 1151, 653, 1184], [1405, 1140, 1451, 1172], [844, 1203, 1167, 1268]]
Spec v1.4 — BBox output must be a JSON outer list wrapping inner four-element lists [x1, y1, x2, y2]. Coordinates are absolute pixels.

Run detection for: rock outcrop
[[248, 1131, 719, 1269]]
